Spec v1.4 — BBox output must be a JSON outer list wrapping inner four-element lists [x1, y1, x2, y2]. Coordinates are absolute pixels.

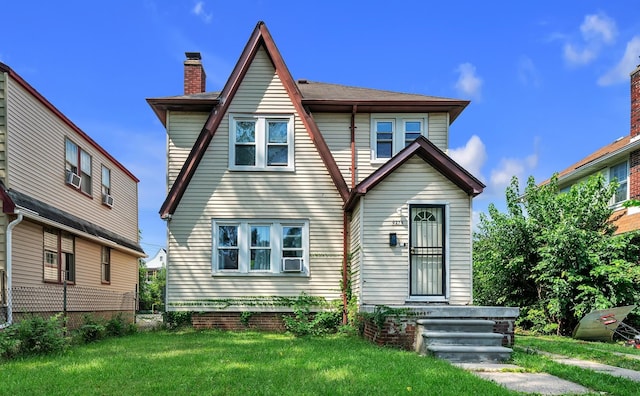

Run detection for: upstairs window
[[65, 138, 92, 195], [229, 114, 294, 171], [101, 166, 113, 207], [371, 115, 428, 161], [609, 161, 628, 204]]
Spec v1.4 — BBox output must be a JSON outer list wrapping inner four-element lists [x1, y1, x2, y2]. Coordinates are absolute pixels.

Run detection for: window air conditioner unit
[[282, 257, 303, 272], [102, 194, 114, 207], [66, 171, 81, 189]]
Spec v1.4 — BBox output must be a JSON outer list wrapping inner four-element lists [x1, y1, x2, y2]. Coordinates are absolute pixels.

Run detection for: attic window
[[229, 114, 295, 171]]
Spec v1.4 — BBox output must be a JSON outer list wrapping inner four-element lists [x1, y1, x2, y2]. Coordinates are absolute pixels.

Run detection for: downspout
[[341, 106, 357, 325], [1, 211, 24, 328]]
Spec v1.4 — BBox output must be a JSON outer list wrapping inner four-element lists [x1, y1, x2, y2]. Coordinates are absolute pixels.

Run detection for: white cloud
[[454, 63, 482, 100], [517, 56, 541, 87], [449, 135, 487, 182], [489, 140, 539, 191], [598, 36, 640, 86], [192, 1, 213, 23], [563, 12, 617, 66]]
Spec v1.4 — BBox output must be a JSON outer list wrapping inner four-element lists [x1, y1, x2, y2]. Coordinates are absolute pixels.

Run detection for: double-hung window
[[101, 166, 113, 207], [229, 114, 294, 171], [609, 161, 628, 205], [371, 115, 428, 161], [43, 228, 75, 283], [65, 138, 92, 195], [101, 247, 111, 284], [212, 220, 308, 275]]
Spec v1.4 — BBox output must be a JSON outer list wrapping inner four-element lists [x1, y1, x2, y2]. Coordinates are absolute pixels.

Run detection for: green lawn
[[514, 335, 640, 396], [0, 330, 516, 396]]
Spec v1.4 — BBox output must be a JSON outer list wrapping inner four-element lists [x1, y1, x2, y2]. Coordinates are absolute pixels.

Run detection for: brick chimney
[[630, 64, 640, 199], [184, 52, 206, 95]]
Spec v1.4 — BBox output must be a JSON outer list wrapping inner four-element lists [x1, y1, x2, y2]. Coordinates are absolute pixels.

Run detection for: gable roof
[[344, 136, 485, 211], [542, 135, 640, 185], [0, 62, 139, 183], [158, 21, 349, 219]]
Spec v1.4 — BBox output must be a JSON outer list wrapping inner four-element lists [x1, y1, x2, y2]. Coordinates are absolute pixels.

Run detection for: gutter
[[1, 211, 24, 329]]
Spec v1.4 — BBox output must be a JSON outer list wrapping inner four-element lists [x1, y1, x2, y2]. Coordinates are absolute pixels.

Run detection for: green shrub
[[76, 315, 106, 343], [1, 315, 68, 358], [105, 313, 135, 337], [163, 311, 192, 329], [239, 311, 253, 327], [282, 297, 341, 337]]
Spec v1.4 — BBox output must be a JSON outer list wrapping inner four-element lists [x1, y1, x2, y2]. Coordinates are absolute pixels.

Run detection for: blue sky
[[2, 1, 639, 256]]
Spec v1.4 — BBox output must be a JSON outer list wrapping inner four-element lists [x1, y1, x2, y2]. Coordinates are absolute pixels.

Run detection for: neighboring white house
[[144, 248, 166, 281]]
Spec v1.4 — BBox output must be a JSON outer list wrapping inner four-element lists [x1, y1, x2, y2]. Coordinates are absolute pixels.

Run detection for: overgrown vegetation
[[0, 315, 68, 359], [138, 261, 165, 312], [0, 313, 135, 361], [474, 174, 640, 335], [282, 296, 342, 336], [162, 311, 192, 329]]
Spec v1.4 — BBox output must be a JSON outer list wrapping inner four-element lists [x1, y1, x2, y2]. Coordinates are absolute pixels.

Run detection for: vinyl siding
[[0, 71, 7, 183], [167, 112, 209, 185], [5, 77, 139, 242], [167, 46, 344, 308], [348, 201, 362, 302], [12, 220, 137, 293], [331, 112, 450, 185], [359, 156, 472, 306]]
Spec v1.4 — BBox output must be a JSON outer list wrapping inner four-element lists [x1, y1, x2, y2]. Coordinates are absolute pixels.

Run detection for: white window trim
[[229, 114, 295, 171], [606, 160, 629, 207], [211, 219, 309, 277], [404, 200, 450, 303], [370, 114, 428, 163]]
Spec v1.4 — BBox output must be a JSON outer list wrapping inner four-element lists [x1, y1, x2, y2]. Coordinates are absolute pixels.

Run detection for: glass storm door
[[409, 205, 445, 296]]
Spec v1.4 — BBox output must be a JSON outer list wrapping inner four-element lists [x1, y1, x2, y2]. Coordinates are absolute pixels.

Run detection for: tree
[[474, 174, 640, 335]]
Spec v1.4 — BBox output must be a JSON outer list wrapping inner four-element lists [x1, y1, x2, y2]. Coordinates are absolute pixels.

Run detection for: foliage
[[0, 315, 68, 359], [138, 260, 165, 312], [106, 313, 136, 337], [239, 311, 253, 327], [163, 311, 192, 329], [474, 174, 640, 335], [76, 315, 106, 343], [282, 294, 341, 336]]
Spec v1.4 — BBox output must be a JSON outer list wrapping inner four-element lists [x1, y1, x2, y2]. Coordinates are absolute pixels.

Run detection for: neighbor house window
[[43, 228, 75, 283], [609, 161, 628, 204], [65, 138, 92, 195], [101, 247, 111, 284], [101, 166, 113, 207], [229, 114, 294, 171], [371, 115, 427, 161], [212, 220, 308, 274]]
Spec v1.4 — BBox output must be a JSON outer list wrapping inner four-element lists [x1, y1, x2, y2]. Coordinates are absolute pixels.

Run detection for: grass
[[0, 330, 517, 396], [513, 334, 640, 396]]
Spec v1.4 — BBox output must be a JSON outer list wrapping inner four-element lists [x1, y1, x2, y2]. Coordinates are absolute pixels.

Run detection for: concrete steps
[[416, 319, 513, 363]]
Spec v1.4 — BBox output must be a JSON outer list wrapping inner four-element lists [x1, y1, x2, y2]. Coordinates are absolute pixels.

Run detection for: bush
[[0, 315, 68, 359], [163, 311, 192, 329], [76, 315, 106, 343], [283, 299, 341, 337], [106, 313, 136, 337]]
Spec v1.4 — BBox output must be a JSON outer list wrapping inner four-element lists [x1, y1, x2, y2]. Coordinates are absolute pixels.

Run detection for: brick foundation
[[191, 312, 289, 331]]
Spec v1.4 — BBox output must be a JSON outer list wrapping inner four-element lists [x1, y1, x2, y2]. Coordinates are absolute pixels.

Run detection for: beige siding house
[[148, 22, 518, 346], [0, 62, 145, 328]]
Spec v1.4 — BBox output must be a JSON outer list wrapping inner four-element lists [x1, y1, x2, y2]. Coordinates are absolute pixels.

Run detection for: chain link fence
[[1, 282, 137, 330]]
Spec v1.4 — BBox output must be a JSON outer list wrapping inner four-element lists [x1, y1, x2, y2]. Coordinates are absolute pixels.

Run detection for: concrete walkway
[[456, 350, 640, 394]]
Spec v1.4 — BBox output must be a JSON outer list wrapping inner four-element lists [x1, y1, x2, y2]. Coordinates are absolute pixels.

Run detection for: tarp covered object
[[573, 305, 637, 341]]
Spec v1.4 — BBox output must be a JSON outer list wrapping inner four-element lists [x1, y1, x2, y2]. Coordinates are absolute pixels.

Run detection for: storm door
[[409, 205, 445, 296]]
